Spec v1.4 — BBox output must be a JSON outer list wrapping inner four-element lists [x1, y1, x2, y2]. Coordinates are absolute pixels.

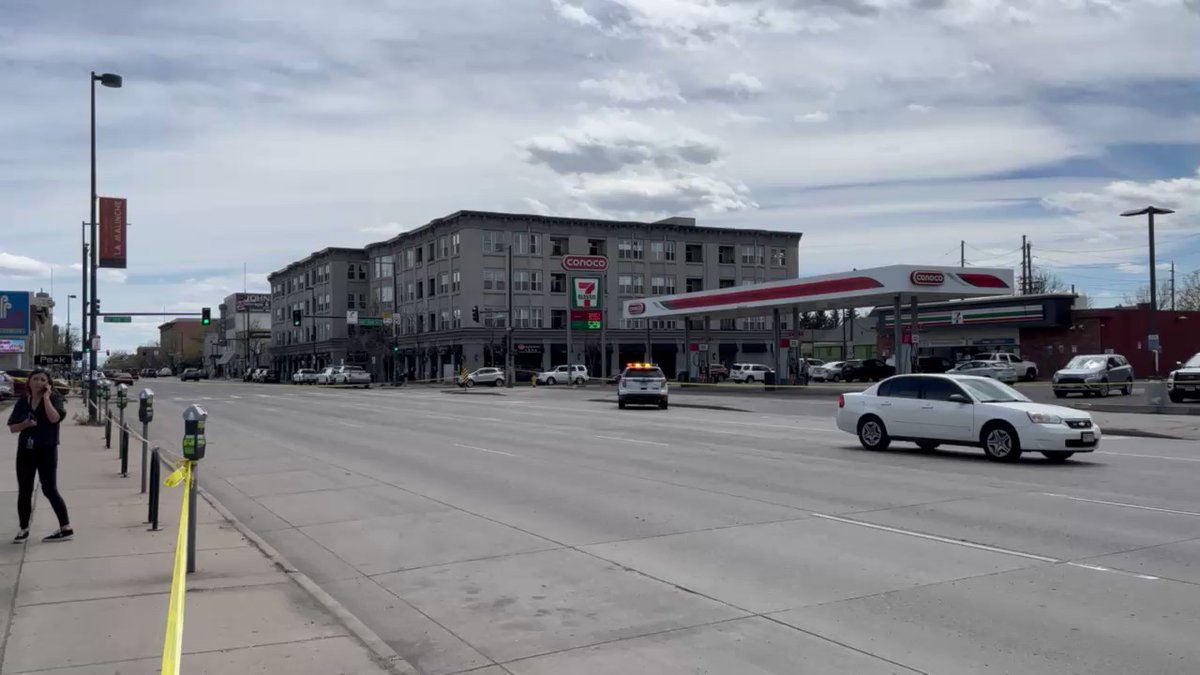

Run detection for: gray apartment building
[[353, 210, 801, 382], [268, 247, 372, 375]]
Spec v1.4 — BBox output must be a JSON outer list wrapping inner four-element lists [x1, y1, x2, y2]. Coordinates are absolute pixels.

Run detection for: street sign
[[359, 317, 384, 327], [91, 335, 101, 351], [561, 255, 609, 272], [1148, 334, 1160, 352], [36, 354, 72, 367], [103, 315, 132, 323], [788, 338, 799, 348], [571, 277, 601, 309], [699, 344, 709, 352], [347, 310, 359, 325]]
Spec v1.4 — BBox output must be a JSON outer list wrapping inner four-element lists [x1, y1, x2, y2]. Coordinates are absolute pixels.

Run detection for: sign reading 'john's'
[[99, 196, 128, 269]]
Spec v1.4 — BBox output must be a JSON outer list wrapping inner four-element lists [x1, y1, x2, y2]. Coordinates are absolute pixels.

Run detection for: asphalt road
[[138, 379, 1200, 675]]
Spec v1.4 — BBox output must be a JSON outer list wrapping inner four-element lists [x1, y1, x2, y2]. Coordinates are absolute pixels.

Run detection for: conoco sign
[[561, 255, 609, 272], [910, 270, 945, 286], [627, 301, 646, 316]]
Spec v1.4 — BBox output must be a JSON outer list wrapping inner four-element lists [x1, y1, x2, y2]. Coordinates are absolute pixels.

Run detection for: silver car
[[949, 359, 1018, 384], [1053, 354, 1134, 398], [811, 361, 845, 382]]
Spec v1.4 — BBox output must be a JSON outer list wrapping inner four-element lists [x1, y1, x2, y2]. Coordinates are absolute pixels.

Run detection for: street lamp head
[[68, 294, 77, 299], [95, 73, 123, 88], [1120, 206, 1175, 217]]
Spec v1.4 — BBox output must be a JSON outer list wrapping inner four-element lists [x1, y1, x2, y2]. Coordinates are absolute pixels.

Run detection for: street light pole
[[88, 71, 122, 422], [1121, 205, 1175, 377], [66, 294, 76, 356]]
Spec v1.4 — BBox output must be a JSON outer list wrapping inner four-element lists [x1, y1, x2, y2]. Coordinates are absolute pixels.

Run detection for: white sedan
[[836, 374, 1099, 462], [949, 359, 1018, 384], [292, 368, 318, 384]]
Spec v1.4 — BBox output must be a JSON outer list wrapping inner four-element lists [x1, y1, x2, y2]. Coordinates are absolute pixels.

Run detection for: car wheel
[[659, 398, 668, 409], [575, 377, 585, 385], [492, 378, 501, 387], [1121, 383, 1131, 396], [746, 376, 756, 384], [465, 379, 475, 388], [857, 416, 891, 451], [1025, 368, 1037, 381], [618, 398, 627, 409], [831, 374, 841, 382], [547, 377, 557, 386], [1169, 391, 1184, 403], [1054, 390, 1067, 399], [1098, 379, 1109, 397], [916, 440, 940, 451], [981, 422, 1022, 462], [1042, 451, 1075, 462]]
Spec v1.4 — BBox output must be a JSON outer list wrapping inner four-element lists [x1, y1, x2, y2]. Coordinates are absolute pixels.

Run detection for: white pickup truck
[[979, 352, 1038, 381]]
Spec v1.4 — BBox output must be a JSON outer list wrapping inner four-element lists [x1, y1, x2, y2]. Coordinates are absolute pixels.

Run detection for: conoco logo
[[910, 271, 945, 286], [627, 302, 646, 316], [561, 255, 609, 271]]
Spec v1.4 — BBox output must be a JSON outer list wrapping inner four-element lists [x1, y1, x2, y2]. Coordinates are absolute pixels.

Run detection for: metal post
[[1148, 211, 1158, 376], [506, 246, 514, 388], [119, 425, 128, 477], [187, 463, 198, 574], [682, 317, 690, 382], [146, 449, 160, 531], [81, 223, 88, 392], [909, 296, 919, 375], [704, 314, 712, 382], [104, 406, 112, 448], [566, 277, 573, 372], [88, 76, 99, 422], [140, 421, 149, 493], [792, 306, 801, 384], [601, 281, 608, 381], [772, 308, 783, 381], [892, 295, 902, 374]]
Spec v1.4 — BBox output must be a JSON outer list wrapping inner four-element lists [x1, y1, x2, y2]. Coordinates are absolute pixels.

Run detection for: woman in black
[[6, 369, 72, 543]]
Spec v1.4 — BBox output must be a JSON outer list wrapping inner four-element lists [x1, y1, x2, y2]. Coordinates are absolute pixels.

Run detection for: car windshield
[[958, 378, 1030, 403], [1184, 353, 1200, 368], [1065, 356, 1106, 370]]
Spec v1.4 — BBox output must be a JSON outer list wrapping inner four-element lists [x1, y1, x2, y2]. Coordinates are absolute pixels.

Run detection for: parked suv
[[466, 367, 506, 387], [536, 365, 588, 385], [180, 368, 202, 382], [1167, 352, 1200, 403], [618, 364, 668, 409], [1052, 354, 1134, 398], [730, 363, 774, 384], [841, 359, 895, 383], [979, 352, 1039, 381]]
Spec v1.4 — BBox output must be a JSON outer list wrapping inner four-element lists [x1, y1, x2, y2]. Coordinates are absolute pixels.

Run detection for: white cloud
[[579, 71, 685, 103], [906, 103, 933, 113], [722, 72, 764, 98], [551, 0, 601, 28], [0, 252, 52, 278], [360, 222, 414, 236], [796, 110, 831, 123]]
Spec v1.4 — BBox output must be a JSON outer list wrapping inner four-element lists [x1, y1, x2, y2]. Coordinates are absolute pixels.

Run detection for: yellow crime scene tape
[[160, 459, 194, 675]]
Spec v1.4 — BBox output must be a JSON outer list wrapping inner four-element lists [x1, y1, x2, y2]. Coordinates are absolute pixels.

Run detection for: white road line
[[256, 394, 272, 398], [339, 421, 363, 428], [593, 435, 670, 447], [1066, 562, 1159, 581], [810, 513, 1060, 563], [1096, 451, 1200, 463], [1042, 493, 1200, 517], [230, 395, 243, 399], [453, 443, 517, 457]]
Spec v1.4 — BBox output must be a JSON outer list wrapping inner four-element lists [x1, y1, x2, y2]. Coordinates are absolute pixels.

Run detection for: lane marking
[[339, 421, 363, 428], [1096, 451, 1200, 463], [1041, 493, 1200, 517], [1066, 562, 1159, 581], [230, 395, 243, 399], [810, 513, 1060, 563], [453, 443, 517, 457], [593, 435, 670, 447]]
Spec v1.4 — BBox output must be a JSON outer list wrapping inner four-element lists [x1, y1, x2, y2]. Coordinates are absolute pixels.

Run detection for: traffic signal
[[392, 345, 399, 353], [292, 309, 302, 327], [472, 306, 480, 323], [201, 307, 211, 326]]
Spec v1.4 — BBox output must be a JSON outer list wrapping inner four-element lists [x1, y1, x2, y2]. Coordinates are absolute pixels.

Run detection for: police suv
[[617, 363, 669, 409]]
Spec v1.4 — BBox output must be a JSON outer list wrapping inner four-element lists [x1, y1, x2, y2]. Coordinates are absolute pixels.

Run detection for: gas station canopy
[[622, 265, 1016, 320]]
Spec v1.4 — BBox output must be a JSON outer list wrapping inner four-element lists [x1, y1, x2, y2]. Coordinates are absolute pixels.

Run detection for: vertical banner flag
[[0, 291, 31, 338], [98, 197, 127, 269]]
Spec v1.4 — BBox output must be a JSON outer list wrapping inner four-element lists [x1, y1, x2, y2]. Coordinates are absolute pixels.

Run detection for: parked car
[[139, 368, 157, 378], [837, 374, 1099, 462], [180, 368, 202, 382], [260, 369, 280, 384], [617, 363, 669, 409], [513, 368, 541, 384], [979, 352, 1039, 381], [949, 359, 1018, 384], [917, 356, 955, 374], [157, 367, 172, 377], [1167, 352, 1200, 403], [841, 359, 895, 383], [1052, 354, 1134, 398], [810, 361, 845, 382], [536, 365, 589, 385], [335, 365, 371, 387], [315, 367, 338, 385], [0, 372, 13, 400], [292, 368, 318, 384], [730, 363, 774, 384], [705, 364, 730, 382], [466, 367, 506, 387]]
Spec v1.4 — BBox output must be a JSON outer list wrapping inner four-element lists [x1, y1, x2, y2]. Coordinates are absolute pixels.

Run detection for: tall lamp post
[[87, 71, 122, 421], [66, 294, 77, 361], [1120, 205, 1174, 376]]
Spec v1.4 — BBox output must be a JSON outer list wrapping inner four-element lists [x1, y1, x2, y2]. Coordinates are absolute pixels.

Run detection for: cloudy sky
[[2, 0, 1198, 351]]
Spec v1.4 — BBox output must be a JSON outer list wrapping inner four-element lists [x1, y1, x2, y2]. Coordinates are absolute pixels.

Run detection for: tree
[[1175, 269, 1200, 311], [51, 325, 80, 354], [1122, 279, 1173, 310], [1028, 268, 1067, 295]]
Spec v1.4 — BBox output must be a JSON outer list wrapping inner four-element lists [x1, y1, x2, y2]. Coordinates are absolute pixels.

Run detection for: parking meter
[[101, 380, 111, 401], [138, 389, 155, 424], [116, 383, 128, 409], [181, 404, 207, 461]]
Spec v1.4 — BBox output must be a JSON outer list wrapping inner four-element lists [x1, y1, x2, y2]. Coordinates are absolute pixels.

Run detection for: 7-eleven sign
[[571, 277, 601, 309]]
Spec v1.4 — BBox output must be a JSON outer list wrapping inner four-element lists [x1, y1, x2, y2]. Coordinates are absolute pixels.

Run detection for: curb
[[1067, 403, 1200, 416], [197, 487, 416, 675], [1102, 428, 1182, 440], [587, 398, 750, 413]]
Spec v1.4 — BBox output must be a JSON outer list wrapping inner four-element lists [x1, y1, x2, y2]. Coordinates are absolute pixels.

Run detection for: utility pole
[[1026, 240, 1034, 293], [960, 240, 965, 268], [1170, 261, 1176, 311], [506, 245, 514, 388], [1020, 235, 1027, 294]]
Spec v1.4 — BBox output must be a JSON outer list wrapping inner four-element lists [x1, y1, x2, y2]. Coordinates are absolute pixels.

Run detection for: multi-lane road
[[138, 379, 1200, 675]]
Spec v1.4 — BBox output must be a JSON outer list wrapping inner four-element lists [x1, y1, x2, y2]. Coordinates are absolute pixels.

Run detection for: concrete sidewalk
[[0, 421, 411, 674]]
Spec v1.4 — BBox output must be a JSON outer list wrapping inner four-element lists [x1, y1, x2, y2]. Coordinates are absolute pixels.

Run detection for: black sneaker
[[12, 530, 29, 544], [42, 529, 74, 542]]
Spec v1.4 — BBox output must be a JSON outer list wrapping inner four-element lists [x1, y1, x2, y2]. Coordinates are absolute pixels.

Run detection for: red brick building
[[158, 318, 207, 369]]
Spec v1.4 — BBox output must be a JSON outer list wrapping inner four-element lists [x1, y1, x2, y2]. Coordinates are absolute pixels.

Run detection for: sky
[[1, 0, 1198, 352]]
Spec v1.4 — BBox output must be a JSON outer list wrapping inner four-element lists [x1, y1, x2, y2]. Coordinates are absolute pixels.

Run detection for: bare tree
[[1122, 279, 1174, 310], [1029, 268, 1067, 295], [1176, 269, 1200, 311]]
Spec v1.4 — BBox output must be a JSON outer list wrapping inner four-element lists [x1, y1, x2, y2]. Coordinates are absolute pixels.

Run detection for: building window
[[427, 242, 435, 261], [439, 272, 450, 295], [482, 230, 506, 254], [588, 238, 605, 255], [514, 308, 531, 328], [718, 246, 736, 264], [347, 264, 355, 280], [686, 277, 704, 293], [486, 309, 507, 328], [531, 307, 544, 328], [512, 232, 540, 255], [404, 248, 415, 269], [406, 283, 414, 301], [452, 308, 462, 328], [358, 264, 367, 280], [513, 270, 531, 292], [483, 269, 506, 291], [346, 293, 354, 307], [551, 309, 566, 329], [649, 319, 676, 330], [742, 245, 765, 266], [452, 232, 461, 256], [381, 286, 394, 304], [650, 276, 675, 295], [550, 273, 566, 293], [416, 281, 424, 299], [428, 277, 436, 297], [687, 318, 705, 330], [771, 248, 788, 266], [439, 311, 451, 330], [438, 236, 449, 259], [551, 237, 568, 256], [428, 312, 436, 332], [685, 244, 704, 263], [650, 241, 676, 261], [359, 293, 367, 309], [529, 270, 543, 292], [452, 271, 461, 292], [618, 274, 644, 295], [720, 318, 736, 330], [742, 316, 767, 330], [719, 278, 736, 289], [622, 318, 645, 329], [415, 246, 423, 264], [375, 255, 394, 278], [618, 239, 643, 260]]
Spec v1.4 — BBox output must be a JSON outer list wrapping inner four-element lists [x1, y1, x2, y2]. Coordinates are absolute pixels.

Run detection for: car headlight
[[1167, 373, 1175, 384], [1027, 412, 1063, 424]]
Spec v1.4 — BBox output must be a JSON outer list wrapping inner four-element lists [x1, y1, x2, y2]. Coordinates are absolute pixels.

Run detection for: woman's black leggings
[[16, 446, 70, 530]]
